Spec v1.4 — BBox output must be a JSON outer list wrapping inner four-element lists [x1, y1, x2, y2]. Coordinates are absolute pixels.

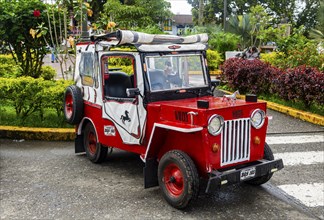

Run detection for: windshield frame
[[145, 52, 209, 91]]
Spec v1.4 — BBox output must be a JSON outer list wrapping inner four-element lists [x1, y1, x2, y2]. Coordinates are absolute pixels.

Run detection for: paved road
[[0, 109, 323, 219], [265, 110, 324, 219]]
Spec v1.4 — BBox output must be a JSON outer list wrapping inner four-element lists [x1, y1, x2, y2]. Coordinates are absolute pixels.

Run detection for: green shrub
[[42, 79, 74, 116], [208, 32, 240, 58], [0, 54, 15, 64], [0, 77, 44, 119], [0, 54, 22, 78], [261, 43, 324, 72], [271, 27, 324, 71], [206, 49, 223, 71], [40, 65, 56, 80], [0, 77, 73, 120], [276, 28, 308, 55], [260, 52, 286, 67], [285, 43, 324, 71], [133, 25, 164, 34]]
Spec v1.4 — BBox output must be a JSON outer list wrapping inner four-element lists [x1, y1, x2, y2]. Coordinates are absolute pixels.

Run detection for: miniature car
[[64, 30, 283, 209]]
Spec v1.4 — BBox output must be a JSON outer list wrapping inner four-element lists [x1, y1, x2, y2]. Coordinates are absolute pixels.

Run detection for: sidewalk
[[43, 54, 74, 80]]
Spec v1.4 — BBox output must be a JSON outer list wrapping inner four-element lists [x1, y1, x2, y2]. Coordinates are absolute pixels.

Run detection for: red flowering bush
[[222, 58, 324, 108], [272, 66, 324, 107], [221, 58, 281, 95]]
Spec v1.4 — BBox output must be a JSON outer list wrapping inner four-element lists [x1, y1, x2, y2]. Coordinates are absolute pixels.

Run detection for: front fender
[[142, 121, 203, 189], [142, 121, 203, 162]]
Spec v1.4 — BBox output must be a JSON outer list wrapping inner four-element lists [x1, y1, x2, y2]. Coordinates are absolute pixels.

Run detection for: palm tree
[[309, 29, 324, 40], [228, 14, 252, 48]]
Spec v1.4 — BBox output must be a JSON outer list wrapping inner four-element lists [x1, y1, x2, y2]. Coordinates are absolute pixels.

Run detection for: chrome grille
[[221, 118, 251, 166]]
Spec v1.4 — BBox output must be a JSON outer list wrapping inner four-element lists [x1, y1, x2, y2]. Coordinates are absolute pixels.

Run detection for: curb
[[220, 89, 324, 126], [1, 93, 323, 141], [0, 126, 75, 141], [265, 101, 324, 126]]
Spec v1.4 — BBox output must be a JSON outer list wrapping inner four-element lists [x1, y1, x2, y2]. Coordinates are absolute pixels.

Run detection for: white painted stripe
[[266, 134, 324, 145], [154, 123, 203, 133], [142, 123, 203, 162], [274, 151, 324, 166], [278, 183, 324, 207]]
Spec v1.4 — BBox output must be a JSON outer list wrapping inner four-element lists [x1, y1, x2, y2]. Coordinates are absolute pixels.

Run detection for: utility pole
[[198, 0, 204, 26], [223, 0, 227, 31], [81, 0, 89, 41]]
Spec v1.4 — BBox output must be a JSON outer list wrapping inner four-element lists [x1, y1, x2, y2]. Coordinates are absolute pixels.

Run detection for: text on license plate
[[240, 167, 256, 180]]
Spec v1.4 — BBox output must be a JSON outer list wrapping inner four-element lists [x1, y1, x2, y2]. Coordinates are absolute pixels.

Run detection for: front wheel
[[158, 150, 199, 209], [246, 143, 274, 185], [84, 123, 108, 163]]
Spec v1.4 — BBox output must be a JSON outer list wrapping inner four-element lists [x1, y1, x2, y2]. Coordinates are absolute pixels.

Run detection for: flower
[[107, 21, 116, 29], [29, 28, 36, 38], [87, 9, 93, 17], [33, 9, 41, 17], [29, 28, 42, 38]]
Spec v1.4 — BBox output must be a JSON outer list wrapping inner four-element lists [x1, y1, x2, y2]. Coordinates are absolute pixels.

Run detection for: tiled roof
[[173, 15, 193, 25]]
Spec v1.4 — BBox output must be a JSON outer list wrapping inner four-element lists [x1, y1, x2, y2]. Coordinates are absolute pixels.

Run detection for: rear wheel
[[84, 123, 107, 163], [246, 143, 274, 185], [158, 150, 199, 209]]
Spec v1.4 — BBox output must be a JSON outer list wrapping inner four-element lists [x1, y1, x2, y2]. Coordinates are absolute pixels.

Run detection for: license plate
[[240, 167, 256, 180]]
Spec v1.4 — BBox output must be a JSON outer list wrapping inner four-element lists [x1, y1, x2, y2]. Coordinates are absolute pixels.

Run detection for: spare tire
[[64, 85, 83, 125]]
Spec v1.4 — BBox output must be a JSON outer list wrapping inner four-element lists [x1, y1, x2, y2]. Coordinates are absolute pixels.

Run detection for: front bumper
[[205, 159, 284, 193]]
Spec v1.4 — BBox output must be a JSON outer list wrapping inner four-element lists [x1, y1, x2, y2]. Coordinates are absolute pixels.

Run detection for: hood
[[152, 96, 267, 127]]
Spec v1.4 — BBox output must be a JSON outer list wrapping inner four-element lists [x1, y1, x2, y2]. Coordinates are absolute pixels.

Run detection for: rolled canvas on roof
[[118, 30, 208, 45]]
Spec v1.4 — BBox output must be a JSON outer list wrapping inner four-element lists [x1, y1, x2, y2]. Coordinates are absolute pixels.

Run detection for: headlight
[[251, 109, 265, 129], [208, 114, 224, 136]]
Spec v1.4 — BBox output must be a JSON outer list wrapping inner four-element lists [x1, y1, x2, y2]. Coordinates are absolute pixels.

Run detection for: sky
[[166, 0, 193, 15]]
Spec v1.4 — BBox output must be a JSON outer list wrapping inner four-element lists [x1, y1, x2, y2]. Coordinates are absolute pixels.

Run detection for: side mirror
[[126, 88, 140, 98], [211, 79, 220, 87], [211, 79, 220, 93]]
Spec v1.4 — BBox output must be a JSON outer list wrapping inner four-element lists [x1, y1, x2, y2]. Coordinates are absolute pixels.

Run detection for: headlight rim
[[251, 109, 265, 129], [208, 114, 224, 136]]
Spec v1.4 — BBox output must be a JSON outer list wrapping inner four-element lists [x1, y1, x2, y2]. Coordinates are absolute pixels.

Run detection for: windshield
[[145, 54, 208, 91]]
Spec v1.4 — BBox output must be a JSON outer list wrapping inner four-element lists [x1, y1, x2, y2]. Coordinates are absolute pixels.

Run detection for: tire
[[158, 150, 199, 209], [64, 85, 83, 125], [246, 143, 274, 185], [83, 122, 107, 163]]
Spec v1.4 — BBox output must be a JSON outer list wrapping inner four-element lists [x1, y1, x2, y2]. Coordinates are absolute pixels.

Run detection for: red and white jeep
[[64, 30, 283, 209]]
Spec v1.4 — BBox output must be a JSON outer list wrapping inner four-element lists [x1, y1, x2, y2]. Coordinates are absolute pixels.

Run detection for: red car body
[[64, 30, 283, 209]]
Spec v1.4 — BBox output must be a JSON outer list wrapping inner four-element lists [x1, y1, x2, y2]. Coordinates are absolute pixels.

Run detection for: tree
[[295, 0, 320, 32], [90, 0, 106, 22], [0, 0, 50, 78], [249, 5, 272, 46], [101, 0, 172, 30], [313, 0, 324, 34], [187, 0, 320, 31], [188, 0, 225, 25]]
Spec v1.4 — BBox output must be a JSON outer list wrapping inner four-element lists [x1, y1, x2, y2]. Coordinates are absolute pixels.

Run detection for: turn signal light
[[212, 143, 220, 153], [253, 136, 261, 145]]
